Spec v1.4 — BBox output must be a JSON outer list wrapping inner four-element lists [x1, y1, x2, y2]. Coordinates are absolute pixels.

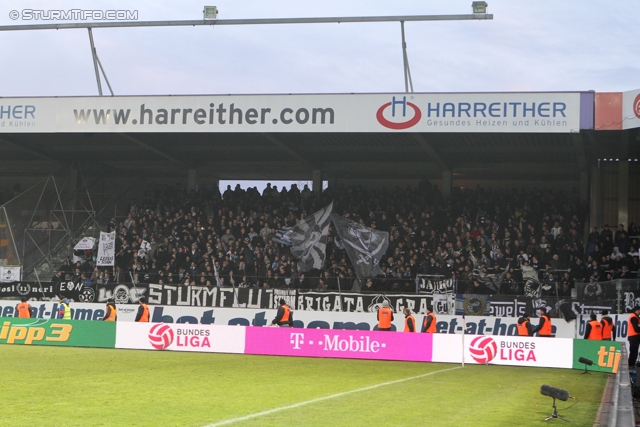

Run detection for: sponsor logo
[[16, 283, 31, 296], [148, 324, 212, 350], [148, 324, 174, 349], [634, 94, 640, 119], [0, 320, 72, 344], [469, 336, 497, 363], [597, 345, 621, 371], [78, 288, 96, 303], [469, 336, 538, 364], [376, 96, 422, 129], [290, 332, 384, 353]]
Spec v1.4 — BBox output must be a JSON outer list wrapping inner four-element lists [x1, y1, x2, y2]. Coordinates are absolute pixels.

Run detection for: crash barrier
[[5, 279, 640, 318], [0, 299, 577, 337], [593, 346, 634, 427], [0, 316, 621, 373]]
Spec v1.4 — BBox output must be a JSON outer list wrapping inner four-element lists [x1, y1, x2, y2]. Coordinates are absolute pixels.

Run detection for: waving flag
[[330, 214, 388, 279], [287, 202, 333, 272]]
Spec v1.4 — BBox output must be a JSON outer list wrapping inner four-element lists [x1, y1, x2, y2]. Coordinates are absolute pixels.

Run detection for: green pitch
[[1, 345, 606, 426]]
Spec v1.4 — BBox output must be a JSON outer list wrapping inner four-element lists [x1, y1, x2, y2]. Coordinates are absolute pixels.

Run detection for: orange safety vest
[[16, 302, 31, 318], [138, 303, 149, 322], [517, 319, 530, 336], [601, 317, 614, 340], [378, 307, 393, 329], [628, 313, 640, 337], [279, 305, 291, 324], [423, 312, 437, 333], [539, 315, 552, 336], [587, 320, 602, 340], [105, 305, 117, 321], [404, 315, 416, 332]]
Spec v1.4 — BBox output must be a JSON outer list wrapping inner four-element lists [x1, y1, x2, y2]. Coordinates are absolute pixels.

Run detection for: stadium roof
[[1, 91, 638, 181]]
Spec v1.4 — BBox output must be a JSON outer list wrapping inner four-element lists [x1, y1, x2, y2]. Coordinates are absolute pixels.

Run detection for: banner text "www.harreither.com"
[[73, 104, 335, 126]]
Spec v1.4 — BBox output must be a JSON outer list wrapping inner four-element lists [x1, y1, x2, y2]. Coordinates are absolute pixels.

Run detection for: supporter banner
[[0, 281, 85, 301], [96, 231, 115, 266], [297, 291, 446, 314], [115, 322, 245, 353], [572, 340, 622, 373], [0, 317, 115, 348], [147, 284, 273, 308], [455, 294, 491, 316], [415, 275, 456, 294], [73, 237, 95, 250], [91, 282, 146, 303], [461, 334, 574, 368], [245, 326, 432, 362], [0, 266, 21, 283], [0, 92, 582, 134]]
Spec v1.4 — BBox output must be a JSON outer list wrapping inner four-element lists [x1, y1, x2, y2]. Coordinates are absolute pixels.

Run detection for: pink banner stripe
[[245, 327, 432, 362]]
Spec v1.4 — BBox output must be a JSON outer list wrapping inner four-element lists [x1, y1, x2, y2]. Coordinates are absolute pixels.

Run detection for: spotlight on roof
[[203, 6, 219, 20], [472, 1, 488, 13]]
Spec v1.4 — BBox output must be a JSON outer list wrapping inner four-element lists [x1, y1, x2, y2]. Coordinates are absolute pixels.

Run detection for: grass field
[[1, 345, 607, 427]]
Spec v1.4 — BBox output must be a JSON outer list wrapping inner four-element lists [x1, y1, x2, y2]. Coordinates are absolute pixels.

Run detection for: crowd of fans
[[54, 181, 639, 296]]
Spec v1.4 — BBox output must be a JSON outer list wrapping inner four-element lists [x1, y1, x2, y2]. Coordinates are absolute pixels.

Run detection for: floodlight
[[472, 1, 488, 14], [203, 6, 219, 20], [540, 384, 571, 422]]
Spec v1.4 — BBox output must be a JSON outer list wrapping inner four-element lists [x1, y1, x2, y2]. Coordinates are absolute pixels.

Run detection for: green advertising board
[[0, 317, 115, 348], [572, 340, 622, 373]]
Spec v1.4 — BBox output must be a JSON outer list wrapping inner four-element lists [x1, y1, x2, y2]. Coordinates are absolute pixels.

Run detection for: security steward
[[15, 298, 32, 318], [601, 310, 615, 341], [516, 313, 533, 336], [59, 298, 71, 320], [377, 300, 393, 331], [103, 298, 118, 322], [627, 306, 640, 368], [422, 307, 437, 333], [584, 313, 603, 340], [271, 298, 293, 327], [534, 307, 552, 337], [403, 308, 416, 332], [135, 297, 150, 322]]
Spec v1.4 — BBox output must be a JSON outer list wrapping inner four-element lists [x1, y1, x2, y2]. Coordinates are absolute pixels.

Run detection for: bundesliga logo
[[469, 336, 497, 363], [148, 324, 174, 350]]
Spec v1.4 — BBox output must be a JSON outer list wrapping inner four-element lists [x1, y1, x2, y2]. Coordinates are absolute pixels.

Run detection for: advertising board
[[572, 340, 622, 373], [245, 326, 432, 362], [115, 322, 245, 354], [0, 317, 115, 348]]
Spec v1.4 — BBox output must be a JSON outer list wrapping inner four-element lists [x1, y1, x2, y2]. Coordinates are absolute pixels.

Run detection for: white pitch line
[[202, 365, 462, 427]]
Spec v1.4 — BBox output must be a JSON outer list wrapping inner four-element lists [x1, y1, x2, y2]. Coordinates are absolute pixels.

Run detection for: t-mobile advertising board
[[430, 334, 574, 369], [244, 327, 432, 362], [115, 322, 245, 354]]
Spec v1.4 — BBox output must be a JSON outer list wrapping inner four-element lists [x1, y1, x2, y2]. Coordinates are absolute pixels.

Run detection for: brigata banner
[[0, 92, 584, 134], [245, 326, 432, 362], [433, 334, 574, 369], [0, 317, 115, 348], [115, 322, 245, 354]]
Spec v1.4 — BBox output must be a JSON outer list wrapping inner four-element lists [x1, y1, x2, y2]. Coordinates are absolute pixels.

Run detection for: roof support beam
[[261, 133, 319, 170], [571, 133, 588, 172], [119, 134, 187, 168], [0, 136, 62, 164], [410, 133, 450, 171]]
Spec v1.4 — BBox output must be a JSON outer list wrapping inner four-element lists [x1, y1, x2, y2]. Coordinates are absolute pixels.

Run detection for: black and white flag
[[287, 202, 333, 272], [330, 214, 389, 279]]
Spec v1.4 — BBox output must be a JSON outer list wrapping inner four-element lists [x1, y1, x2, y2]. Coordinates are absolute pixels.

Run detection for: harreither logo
[[149, 323, 174, 350], [376, 96, 422, 129], [634, 94, 640, 119], [469, 336, 497, 364]]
